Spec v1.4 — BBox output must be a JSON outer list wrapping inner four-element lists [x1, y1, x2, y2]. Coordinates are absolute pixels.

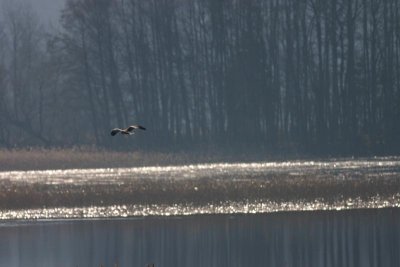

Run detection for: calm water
[[1, 209, 400, 267], [1, 157, 400, 266]]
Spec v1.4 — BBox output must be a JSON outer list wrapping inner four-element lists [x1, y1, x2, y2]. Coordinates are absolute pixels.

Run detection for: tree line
[[0, 0, 399, 155]]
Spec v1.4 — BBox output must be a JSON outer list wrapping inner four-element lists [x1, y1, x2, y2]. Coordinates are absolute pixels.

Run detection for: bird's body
[[111, 125, 146, 136]]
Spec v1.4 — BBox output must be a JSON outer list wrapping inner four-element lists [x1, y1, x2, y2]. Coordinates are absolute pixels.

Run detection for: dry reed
[[0, 147, 237, 171]]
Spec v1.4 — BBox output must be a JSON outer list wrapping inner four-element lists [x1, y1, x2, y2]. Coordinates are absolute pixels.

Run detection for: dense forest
[[0, 0, 399, 155]]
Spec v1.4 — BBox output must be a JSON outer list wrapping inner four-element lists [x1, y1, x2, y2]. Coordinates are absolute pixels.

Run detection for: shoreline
[[0, 148, 206, 171], [0, 147, 397, 172], [0, 147, 279, 171]]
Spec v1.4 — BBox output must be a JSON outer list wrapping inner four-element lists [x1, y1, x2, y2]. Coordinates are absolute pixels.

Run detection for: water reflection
[[1, 209, 399, 267], [1, 157, 400, 220]]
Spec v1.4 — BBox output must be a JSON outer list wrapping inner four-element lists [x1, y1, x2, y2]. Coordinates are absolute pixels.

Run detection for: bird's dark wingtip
[[110, 129, 119, 136]]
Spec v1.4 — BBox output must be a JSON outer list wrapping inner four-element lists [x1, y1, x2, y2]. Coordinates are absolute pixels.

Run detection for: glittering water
[[1, 157, 400, 220]]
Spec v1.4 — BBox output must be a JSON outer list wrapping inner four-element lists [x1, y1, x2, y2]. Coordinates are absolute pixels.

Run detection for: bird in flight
[[111, 125, 146, 136]]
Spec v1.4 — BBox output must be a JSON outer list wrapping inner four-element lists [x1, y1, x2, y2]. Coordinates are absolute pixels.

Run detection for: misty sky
[[0, 0, 65, 26]]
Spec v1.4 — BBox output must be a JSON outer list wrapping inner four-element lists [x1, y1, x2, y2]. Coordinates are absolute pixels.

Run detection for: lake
[[1, 209, 400, 267], [0, 157, 400, 266]]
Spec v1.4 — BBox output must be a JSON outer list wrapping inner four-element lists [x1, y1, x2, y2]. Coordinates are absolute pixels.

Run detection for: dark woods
[[0, 0, 399, 155]]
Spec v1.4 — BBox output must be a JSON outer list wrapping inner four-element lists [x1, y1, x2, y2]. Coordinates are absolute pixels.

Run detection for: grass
[[100, 264, 154, 267], [0, 147, 184, 171], [0, 147, 269, 171]]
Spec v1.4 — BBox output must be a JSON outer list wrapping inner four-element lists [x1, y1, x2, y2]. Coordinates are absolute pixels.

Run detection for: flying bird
[[111, 125, 146, 136]]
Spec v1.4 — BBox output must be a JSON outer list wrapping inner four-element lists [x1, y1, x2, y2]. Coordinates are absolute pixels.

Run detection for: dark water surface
[[1, 157, 400, 266], [1, 208, 400, 267]]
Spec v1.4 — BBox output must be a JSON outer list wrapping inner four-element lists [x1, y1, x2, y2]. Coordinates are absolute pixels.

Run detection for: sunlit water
[[1, 157, 400, 266], [0, 157, 400, 220]]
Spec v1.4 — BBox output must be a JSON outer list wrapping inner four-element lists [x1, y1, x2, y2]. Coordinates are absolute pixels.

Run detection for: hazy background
[[0, 0, 399, 157], [0, 0, 64, 25]]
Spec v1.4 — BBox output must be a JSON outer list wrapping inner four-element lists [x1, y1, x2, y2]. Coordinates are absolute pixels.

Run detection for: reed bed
[[0, 147, 244, 171]]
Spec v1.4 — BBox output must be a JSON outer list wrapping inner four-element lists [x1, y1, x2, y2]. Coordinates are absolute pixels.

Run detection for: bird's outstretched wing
[[126, 125, 146, 132], [111, 128, 122, 136]]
